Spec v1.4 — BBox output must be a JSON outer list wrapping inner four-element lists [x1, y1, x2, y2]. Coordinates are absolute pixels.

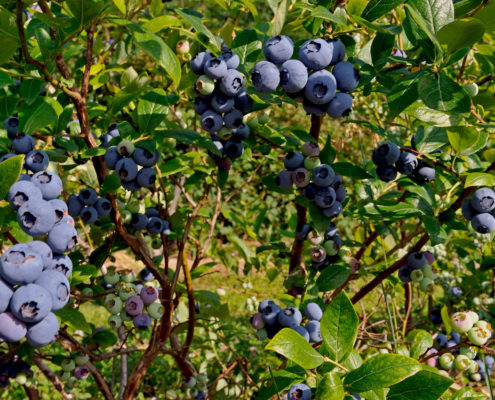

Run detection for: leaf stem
[[323, 356, 350, 373]]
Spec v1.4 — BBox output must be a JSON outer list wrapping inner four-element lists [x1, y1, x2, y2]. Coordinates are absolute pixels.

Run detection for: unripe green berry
[[419, 277, 434, 291], [151, 238, 162, 249], [217, 127, 232, 140], [256, 328, 268, 340], [148, 302, 164, 319], [108, 315, 122, 329], [195, 75, 215, 95], [323, 240, 339, 256], [75, 355, 89, 366], [468, 326, 491, 346], [304, 155, 321, 171], [247, 117, 259, 129], [121, 272, 137, 284], [120, 310, 133, 322], [467, 311, 479, 324], [176, 40, 191, 54], [422, 265, 435, 280], [439, 353, 454, 369], [105, 296, 123, 315], [117, 140, 135, 157], [468, 359, 479, 374], [119, 285, 137, 301], [61, 371, 72, 381], [104, 271, 120, 286], [258, 113, 269, 125], [410, 269, 423, 282], [185, 377, 196, 388], [460, 346, 477, 360], [121, 209, 133, 224], [127, 202, 140, 214], [451, 311, 474, 333], [196, 374, 208, 383], [463, 83, 479, 97], [474, 320, 492, 331], [66, 376, 77, 387], [16, 373, 27, 385], [82, 287, 94, 297], [61, 359, 76, 372], [454, 354, 471, 371]]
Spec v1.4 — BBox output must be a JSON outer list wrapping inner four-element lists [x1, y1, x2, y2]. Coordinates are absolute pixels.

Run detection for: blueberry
[[220, 69, 244, 97], [26, 312, 59, 347], [396, 151, 418, 175], [299, 38, 333, 70], [322, 200, 342, 217], [194, 97, 210, 115], [140, 268, 154, 282], [0, 153, 15, 162], [220, 50, 240, 69], [104, 146, 122, 169], [451, 286, 463, 297], [145, 208, 160, 218], [304, 302, 323, 321], [203, 57, 227, 79], [50, 199, 68, 224], [278, 307, 302, 327], [0, 312, 27, 342], [284, 152, 305, 171], [224, 140, 244, 159], [99, 134, 112, 148], [140, 286, 159, 304], [313, 164, 335, 187], [79, 188, 98, 206], [47, 223, 78, 253], [275, 170, 293, 190], [251, 61, 280, 93], [10, 283, 52, 323], [279, 59, 308, 93], [191, 51, 212, 75], [133, 147, 160, 167], [0, 244, 44, 285], [133, 313, 152, 330], [201, 110, 223, 132], [325, 222, 339, 239], [136, 167, 157, 188], [17, 173, 31, 182], [161, 220, 171, 235], [8, 180, 43, 210], [27, 241, 53, 269], [95, 198, 112, 217], [328, 39, 346, 65], [288, 383, 311, 400], [232, 124, 250, 141], [80, 206, 99, 224], [258, 299, 275, 313], [12, 134, 35, 154], [470, 188, 495, 213], [263, 35, 294, 64], [326, 92, 352, 118], [411, 162, 435, 184], [31, 171, 63, 200], [125, 296, 144, 316], [121, 179, 141, 192], [451, 332, 461, 344], [0, 278, 13, 313], [472, 213, 495, 233], [25, 150, 49, 173], [74, 365, 90, 380], [311, 247, 327, 263], [211, 92, 235, 113], [302, 99, 327, 115], [333, 61, 359, 92], [293, 167, 311, 188], [115, 158, 138, 182], [376, 165, 398, 182], [304, 70, 337, 105], [3, 117, 19, 140], [147, 217, 164, 235], [461, 199, 476, 221], [17, 199, 56, 236], [398, 265, 412, 282], [335, 186, 346, 204], [372, 142, 400, 167], [130, 213, 147, 230], [435, 333, 448, 348], [261, 303, 282, 326], [306, 320, 322, 343], [223, 109, 244, 129], [407, 252, 426, 269], [291, 325, 310, 341], [48, 254, 73, 278]]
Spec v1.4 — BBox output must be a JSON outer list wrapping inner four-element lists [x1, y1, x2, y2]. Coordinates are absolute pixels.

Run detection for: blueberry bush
[[0, 0, 494, 399]]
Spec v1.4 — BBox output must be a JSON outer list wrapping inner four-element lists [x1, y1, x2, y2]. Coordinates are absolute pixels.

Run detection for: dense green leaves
[[0, 7, 19, 64], [361, 0, 403, 22], [65, 0, 107, 26], [464, 172, 495, 188], [387, 72, 423, 118], [321, 293, 358, 363], [343, 354, 421, 392], [437, 18, 485, 54], [55, 308, 92, 334], [18, 97, 63, 135], [0, 155, 23, 200], [265, 328, 324, 369], [387, 370, 453, 399], [407, 329, 433, 359], [408, 0, 454, 34], [137, 89, 176, 133], [316, 372, 344, 400], [418, 72, 471, 113]]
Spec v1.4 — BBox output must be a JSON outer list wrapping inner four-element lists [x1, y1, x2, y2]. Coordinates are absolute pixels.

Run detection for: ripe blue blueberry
[[471, 213, 495, 233], [333, 61, 359, 92], [95, 198, 112, 217], [396, 151, 418, 175], [0, 278, 13, 313], [0, 244, 44, 285], [304, 70, 337, 105], [470, 188, 495, 213], [67, 194, 83, 217], [80, 206, 99, 224], [74, 365, 90, 380], [223, 109, 244, 130], [131, 213, 148, 230], [251, 61, 280, 93], [376, 165, 398, 182], [36, 270, 71, 311], [325, 222, 338, 239], [280, 59, 308, 93], [293, 168, 311, 188], [284, 152, 305, 171], [313, 164, 335, 187], [224, 140, 244, 159], [146, 217, 164, 235], [407, 252, 426, 269], [140, 286, 159, 304], [31, 171, 63, 200], [8, 180, 43, 210], [122, 179, 140, 192], [0, 312, 27, 342], [191, 51, 212, 75], [201, 110, 223, 132], [211, 93, 235, 114], [398, 265, 412, 282], [140, 268, 154, 282], [278, 307, 302, 327], [3, 116, 18, 140], [304, 302, 323, 321], [17, 173, 31, 182], [335, 185, 346, 203], [220, 50, 240, 69], [328, 39, 346, 65], [26, 312, 59, 347], [115, 158, 138, 182], [133, 313, 152, 330], [306, 320, 322, 342], [203, 57, 227, 79], [49, 199, 68, 224], [291, 325, 310, 341], [133, 147, 160, 167], [47, 223, 78, 253], [220, 69, 244, 97], [263, 35, 294, 64], [49, 254, 73, 278], [451, 286, 463, 297], [194, 97, 210, 115], [28, 240, 53, 269], [276, 170, 293, 190], [12, 134, 35, 154], [17, 199, 56, 236], [372, 142, 400, 167], [162, 220, 171, 235], [125, 296, 144, 316], [411, 163, 435, 184], [25, 150, 49, 173], [145, 208, 160, 218], [79, 188, 98, 205], [136, 168, 157, 188], [299, 38, 333, 70], [234, 89, 253, 114], [104, 146, 121, 169], [288, 383, 311, 400], [435, 333, 448, 348], [302, 99, 327, 116], [258, 299, 275, 313], [326, 92, 352, 118], [11, 283, 52, 323], [461, 199, 476, 221], [232, 124, 250, 141], [261, 303, 282, 326]]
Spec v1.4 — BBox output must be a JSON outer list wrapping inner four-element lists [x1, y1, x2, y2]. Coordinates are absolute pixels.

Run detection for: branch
[[118, 326, 128, 400], [180, 247, 195, 358], [32, 356, 74, 400], [23, 385, 40, 400], [81, 24, 95, 100]]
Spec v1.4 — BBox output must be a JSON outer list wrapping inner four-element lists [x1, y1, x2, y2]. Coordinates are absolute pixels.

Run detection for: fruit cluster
[[58, 354, 92, 393], [0, 150, 76, 347], [277, 142, 346, 219], [2, 116, 38, 157], [251, 35, 359, 118], [103, 133, 160, 192], [67, 188, 112, 224], [398, 251, 436, 290], [190, 45, 253, 169], [305, 221, 343, 271], [184, 374, 208, 400], [461, 187, 495, 234], [250, 300, 322, 343], [100, 268, 164, 330], [0, 354, 33, 389], [128, 207, 171, 236], [372, 142, 435, 184]]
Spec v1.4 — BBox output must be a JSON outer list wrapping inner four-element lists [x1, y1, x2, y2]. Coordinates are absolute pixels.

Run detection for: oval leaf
[[316, 372, 344, 400], [418, 72, 471, 113], [0, 154, 23, 200], [387, 369, 453, 399]]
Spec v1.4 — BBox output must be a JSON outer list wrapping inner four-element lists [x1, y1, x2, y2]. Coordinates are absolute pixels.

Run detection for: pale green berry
[[468, 359, 479, 374], [120, 209, 132, 224], [256, 328, 267, 340], [473, 297, 481, 306], [117, 140, 135, 157], [467, 326, 491, 346], [419, 277, 434, 291], [148, 302, 164, 319], [16, 373, 27, 385], [66, 376, 77, 387], [61, 358, 76, 372], [323, 240, 339, 256], [460, 346, 477, 360], [108, 315, 122, 329], [195, 75, 215, 95], [75, 355, 89, 366], [216, 288, 226, 296], [410, 269, 423, 282], [247, 117, 259, 129], [439, 353, 454, 369], [217, 127, 232, 140], [185, 377, 196, 388], [105, 295, 123, 315], [197, 374, 208, 383], [474, 320, 492, 331], [308, 231, 324, 245], [304, 155, 321, 171], [61, 371, 72, 381], [467, 311, 479, 324], [463, 83, 479, 97], [451, 312, 474, 333], [454, 354, 471, 371], [120, 310, 133, 322], [82, 287, 93, 297], [127, 202, 140, 214], [121, 272, 137, 283], [470, 372, 482, 381], [422, 265, 435, 279], [105, 271, 120, 286], [119, 285, 137, 301]]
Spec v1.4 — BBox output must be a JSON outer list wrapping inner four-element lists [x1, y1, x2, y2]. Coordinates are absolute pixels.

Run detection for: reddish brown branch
[[81, 25, 95, 99], [32, 356, 73, 400], [4, 231, 19, 245]]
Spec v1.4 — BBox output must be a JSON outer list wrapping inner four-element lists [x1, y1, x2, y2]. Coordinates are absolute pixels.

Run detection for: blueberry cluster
[[250, 300, 323, 343], [251, 35, 359, 118], [461, 187, 495, 234], [67, 188, 112, 224], [184, 374, 208, 400], [277, 142, 346, 219], [103, 133, 160, 192], [398, 251, 437, 290], [128, 207, 171, 237], [0, 354, 33, 389], [431, 310, 493, 382], [0, 140, 76, 347], [372, 142, 435, 184], [58, 354, 92, 392], [304, 222, 343, 271], [98, 268, 164, 331], [190, 46, 253, 169]]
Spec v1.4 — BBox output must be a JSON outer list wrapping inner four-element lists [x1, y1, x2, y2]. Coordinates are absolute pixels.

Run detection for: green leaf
[[20, 79, 43, 106], [387, 72, 423, 119], [418, 72, 471, 113], [54, 307, 92, 334], [446, 126, 479, 153], [441, 305, 452, 334], [100, 173, 122, 194], [143, 15, 182, 33], [475, 1, 495, 35], [361, 0, 403, 22], [407, 329, 433, 359], [65, 0, 106, 26], [332, 162, 372, 179], [343, 354, 421, 392], [265, 328, 325, 370], [437, 18, 485, 54], [421, 215, 446, 246], [316, 264, 351, 292], [18, 97, 63, 135], [137, 89, 176, 133], [404, 4, 443, 55], [464, 172, 495, 188], [311, 6, 347, 26], [362, 202, 422, 220], [0, 70, 13, 87], [176, 9, 222, 53], [0, 7, 19, 64], [0, 155, 23, 200], [133, 31, 181, 88], [157, 129, 221, 155], [271, 0, 288, 36], [451, 387, 487, 399], [92, 330, 118, 347], [316, 372, 345, 400], [387, 369, 453, 399], [371, 32, 395, 66], [414, 126, 449, 153], [321, 292, 358, 363], [112, 0, 126, 14], [320, 136, 336, 164], [408, 0, 454, 34], [404, 102, 462, 127]]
